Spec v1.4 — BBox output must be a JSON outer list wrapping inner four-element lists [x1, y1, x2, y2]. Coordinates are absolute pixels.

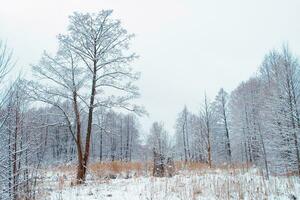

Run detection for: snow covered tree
[[175, 106, 191, 163], [58, 10, 142, 183], [259, 46, 300, 175], [212, 88, 232, 164], [201, 94, 214, 168], [29, 10, 143, 184], [147, 122, 170, 177]]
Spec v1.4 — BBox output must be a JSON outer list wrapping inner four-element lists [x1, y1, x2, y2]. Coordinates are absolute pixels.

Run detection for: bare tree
[[213, 88, 232, 164], [57, 11, 143, 183], [175, 106, 191, 163], [29, 44, 87, 183], [259, 45, 300, 175], [0, 40, 13, 82], [29, 11, 143, 184], [147, 122, 170, 177], [202, 94, 213, 168], [0, 40, 17, 200]]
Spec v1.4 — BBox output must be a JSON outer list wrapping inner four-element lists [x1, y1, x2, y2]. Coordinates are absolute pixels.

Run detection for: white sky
[[1, 0, 300, 135]]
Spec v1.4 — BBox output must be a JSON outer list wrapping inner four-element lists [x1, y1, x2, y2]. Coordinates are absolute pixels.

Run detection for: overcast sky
[[1, 0, 300, 135]]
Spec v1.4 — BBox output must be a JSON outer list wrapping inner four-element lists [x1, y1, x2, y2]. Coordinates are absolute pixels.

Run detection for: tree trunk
[[258, 124, 269, 179], [72, 91, 85, 184], [184, 111, 191, 161], [77, 60, 97, 183], [13, 103, 20, 200], [126, 116, 130, 162], [99, 127, 103, 162], [221, 93, 232, 164], [120, 118, 123, 161], [204, 96, 212, 168], [182, 125, 187, 163]]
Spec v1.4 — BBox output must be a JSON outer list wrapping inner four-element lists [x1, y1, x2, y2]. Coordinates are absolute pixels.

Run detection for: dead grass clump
[[175, 161, 209, 171], [173, 161, 256, 176], [275, 171, 299, 177], [89, 161, 144, 177], [48, 161, 259, 181]]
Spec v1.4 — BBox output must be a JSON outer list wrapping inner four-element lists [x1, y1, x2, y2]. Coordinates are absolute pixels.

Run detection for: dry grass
[[48, 161, 152, 180], [174, 161, 252, 173], [49, 161, 253, 179], [274, 171, 300, 177], [89, 161, 145, 177], [175, 161, 209, 171], [43, 161, 300, 199]]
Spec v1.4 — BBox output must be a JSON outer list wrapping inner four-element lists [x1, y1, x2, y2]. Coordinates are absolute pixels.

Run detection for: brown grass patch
[[89, 161, 145, 177], [175, 161, 209, 171], [47, 161, 256, 180], [173, 161, 255, 174]]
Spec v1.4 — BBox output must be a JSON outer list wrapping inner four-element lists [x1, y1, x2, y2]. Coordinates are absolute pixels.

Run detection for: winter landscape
[[1, 0, 300, 199]]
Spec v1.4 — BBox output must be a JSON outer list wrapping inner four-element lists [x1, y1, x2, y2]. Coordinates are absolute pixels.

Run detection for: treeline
[[159, 45, 300, 179], [39, 107, 142, 163]]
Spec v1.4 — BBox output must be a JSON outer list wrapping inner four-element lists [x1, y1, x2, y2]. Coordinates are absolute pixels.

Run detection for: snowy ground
[[43, 168, 300, 200]]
